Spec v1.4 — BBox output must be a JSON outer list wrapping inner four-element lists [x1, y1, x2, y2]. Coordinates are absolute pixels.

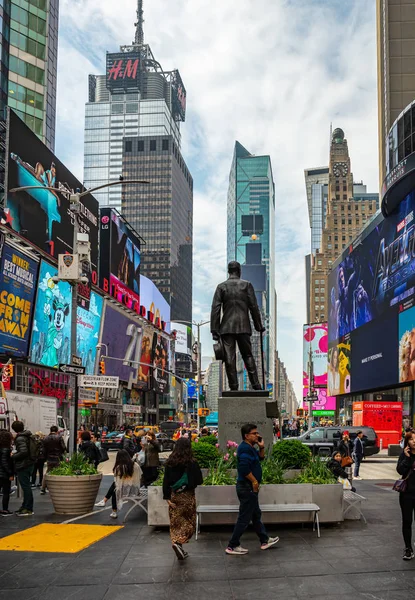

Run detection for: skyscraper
[[227, 141, 276, 391], [377, 0, 415, 188], [84, 0, 192, 321], [2, 0, 59, 150]]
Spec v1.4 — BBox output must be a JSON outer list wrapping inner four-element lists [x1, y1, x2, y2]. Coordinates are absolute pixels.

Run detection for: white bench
[[343, 490, 367, 523], [62, 488, 148, 525], [196, 503, 321, 540]]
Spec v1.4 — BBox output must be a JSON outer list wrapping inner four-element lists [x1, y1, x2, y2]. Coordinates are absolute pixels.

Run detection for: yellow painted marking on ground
[[0, 523, 123, 553]]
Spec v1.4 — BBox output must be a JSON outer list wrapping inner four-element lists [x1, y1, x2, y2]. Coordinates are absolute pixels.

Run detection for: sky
[[55, 0, 379, 402]]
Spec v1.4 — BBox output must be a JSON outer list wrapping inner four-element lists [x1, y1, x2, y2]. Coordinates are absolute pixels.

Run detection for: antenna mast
[[134, 0, 144, 46]]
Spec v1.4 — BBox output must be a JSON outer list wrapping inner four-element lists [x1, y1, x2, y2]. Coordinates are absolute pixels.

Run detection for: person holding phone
[[397, 431, 415, 560], [226, 423, 279, 555]]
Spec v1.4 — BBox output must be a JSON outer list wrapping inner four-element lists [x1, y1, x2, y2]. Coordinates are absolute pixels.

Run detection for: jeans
[[0, 477, 11, 511], [354, 457, 362, 477], [399, 493, 415, 548], [17, 465, 34, 511], [105, 482, 117, 510], [228, 482, 269, 548], [31, 459, 45, 486]]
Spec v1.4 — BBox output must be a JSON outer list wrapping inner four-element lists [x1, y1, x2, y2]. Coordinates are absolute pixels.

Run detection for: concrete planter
[[46, 474, 102, 515], [148, 482, 344, 526]]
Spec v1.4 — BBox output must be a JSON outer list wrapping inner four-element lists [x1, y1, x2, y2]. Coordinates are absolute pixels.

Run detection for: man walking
[[353, 430, 364, 480], [41, 425, 66, 495], [11, 421, 35, 516], [122, 428, 136, 458], [226, 423, 279, 555]]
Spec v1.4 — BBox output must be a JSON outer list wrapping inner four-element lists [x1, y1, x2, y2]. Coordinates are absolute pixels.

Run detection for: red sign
[[29, 370, 69, 405]]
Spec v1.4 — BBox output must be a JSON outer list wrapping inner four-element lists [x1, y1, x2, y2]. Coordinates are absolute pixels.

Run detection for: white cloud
[[55, 0, 378, 402]]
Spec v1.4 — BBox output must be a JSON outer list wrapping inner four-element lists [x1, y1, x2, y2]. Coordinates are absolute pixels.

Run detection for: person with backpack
[[0, 429, 14, 516], [41, 425, 66, 495], [11, 420, 36, 516], [31, 432, 45, 488]]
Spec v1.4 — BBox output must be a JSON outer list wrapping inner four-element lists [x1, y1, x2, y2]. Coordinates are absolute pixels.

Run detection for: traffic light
[[3, 364, 13, 379], [296, 408, 304, 417], [7, 364, 13, 378], [99, 358, 106, 374], [198, 408, 210, 417]]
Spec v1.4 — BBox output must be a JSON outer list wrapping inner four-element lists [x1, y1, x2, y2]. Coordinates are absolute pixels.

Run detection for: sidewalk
[[0, 474, 414, 600]]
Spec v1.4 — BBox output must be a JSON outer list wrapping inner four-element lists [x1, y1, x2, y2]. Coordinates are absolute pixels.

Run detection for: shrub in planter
[[272, 439, 311, 470], [261, 455, 285, 484], [203, 460, 236, 486], [293, 456, 337, 484], [197, 434, 218, 446], [191, 441, 219, 467], [49, 452, 98, 476]]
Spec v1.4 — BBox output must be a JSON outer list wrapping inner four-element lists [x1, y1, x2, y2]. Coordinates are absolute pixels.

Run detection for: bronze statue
[[210, 261, 265, 391]]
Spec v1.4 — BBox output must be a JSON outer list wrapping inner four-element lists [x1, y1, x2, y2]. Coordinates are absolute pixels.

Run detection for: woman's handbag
[[338, 477, 352, 490], [171, 470, 189, 494], [136, 449, 146, 466], [341, 456, 353, 467], [392, 478, 408, 492], [99, 447, 109, 463]]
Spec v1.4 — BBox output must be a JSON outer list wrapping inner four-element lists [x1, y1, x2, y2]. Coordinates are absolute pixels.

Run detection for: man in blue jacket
[[353, 431, 364, 480], [226, 423, 279, 555]]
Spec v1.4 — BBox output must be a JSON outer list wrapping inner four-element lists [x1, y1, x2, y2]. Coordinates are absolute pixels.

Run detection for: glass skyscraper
[[1, 0, 59, 150], [227, 141, 276, 391]]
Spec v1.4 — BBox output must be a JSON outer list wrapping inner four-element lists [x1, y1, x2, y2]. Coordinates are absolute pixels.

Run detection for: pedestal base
[[218, 395, 274, 450]]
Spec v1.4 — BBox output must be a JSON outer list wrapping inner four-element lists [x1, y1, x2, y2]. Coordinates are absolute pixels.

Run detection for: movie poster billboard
[[77, 291, 103, 375], [137, 324, 153, 390], [140, 275, 171, 333], [29, 260, 72, 368], [328, 336, 351, 396], [99, 208, 141, 311], [152, 332, 169, 394], [5, 110, 99, 277], [0, 241, 38, 357]]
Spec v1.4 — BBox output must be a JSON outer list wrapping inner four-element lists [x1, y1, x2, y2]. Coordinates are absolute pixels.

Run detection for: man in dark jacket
[[226, 423, 279, 555], [210, 261, 265, 390], [122, 429, 136, 458], [11, 420, 35, 516], [41, 425, 66, 494], [79, 431, 101, 468], [353, 431, 364, 480]]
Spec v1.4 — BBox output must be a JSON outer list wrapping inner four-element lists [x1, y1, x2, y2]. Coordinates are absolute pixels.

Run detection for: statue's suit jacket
[[210, 275, 263, 336]]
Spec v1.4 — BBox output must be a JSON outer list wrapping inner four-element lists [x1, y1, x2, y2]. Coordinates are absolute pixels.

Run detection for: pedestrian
[[353, 431, 364, 480], [79, 431, 101, 469], [41, 425, 66, 495], [163, 437, 203, 560], [91, 432, 101, 449], [11, 420, 35, 516], [338, 431, 353, 466], [95, 449, 142, 518], [31, 432, 45, 488], [141, 431, 160, 487], [226, 423, 279, 555], [327, 451, 356, 491], [122, 428, 136, 458], [397, 431, 415, 560], [0, 429, 14, 516]]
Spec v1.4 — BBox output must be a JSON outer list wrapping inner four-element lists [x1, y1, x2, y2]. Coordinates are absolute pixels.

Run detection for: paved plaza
[[0, 456, 414, 600]]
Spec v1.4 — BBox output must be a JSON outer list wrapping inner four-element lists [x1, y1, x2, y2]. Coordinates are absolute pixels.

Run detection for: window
[[125, 140, 132, 152], [348, 219, 352, 225], [162, 139, 169, 151], [343, 195, 347, 200], [342, 219, 345, 225], [328, 244, 332, 249], [309, 429, 323, 440], [317, 260, 322, 266], [137, 140, 144, 151], [111, 104, 123, 114], [336, 195, 340, 200], [150, 140, 157, 151], [126, 102, 138, 114]]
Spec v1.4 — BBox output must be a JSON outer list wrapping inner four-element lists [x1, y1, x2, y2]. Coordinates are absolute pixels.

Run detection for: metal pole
[[71, 197, 79, 453], [308, 345, 313, 431], [197, 323, 201, 430]]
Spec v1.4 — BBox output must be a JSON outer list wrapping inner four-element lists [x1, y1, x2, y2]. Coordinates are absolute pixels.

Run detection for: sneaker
[[16, 509, 34, 516], [10, 486, 17, 495], [172, 542, 185, 560], [31, 484, 36, 488], [225, 546, 249, 555], [354, 476, 363, 480], [403, 547, 414, 560], [0, 510, 13, 516], [95, 499, 107, 507], [261, 536, 280, 550], [110, 511, 118, 519], [40, 490, 46, 495]]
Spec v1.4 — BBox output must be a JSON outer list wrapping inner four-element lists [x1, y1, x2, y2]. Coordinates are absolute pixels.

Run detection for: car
[[102, 432, 125, 451], [134, 425, 159, 437], [287, 426, 379, 457], [156, 432, 175, 453]]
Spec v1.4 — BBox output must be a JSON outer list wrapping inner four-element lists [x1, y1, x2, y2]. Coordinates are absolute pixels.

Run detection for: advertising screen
[[171, 69, 186, 122], [328, 336, 351, 396], [137, 324, 153, 390], [140, 275, 171, 333], [152, 332, 169, 394], [0, 241, 38, 357], [99, 208, 141, 311], [303, 323, 336, 412], [172, 322, 193, 356], [77, 291, 103, 375], [29, 260, 72, 368], [106, 52, 141, 91], [6, 110, 99, 277]]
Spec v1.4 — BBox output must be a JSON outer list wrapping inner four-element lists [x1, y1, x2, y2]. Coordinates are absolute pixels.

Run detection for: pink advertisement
[[303, 323, 336, 411]]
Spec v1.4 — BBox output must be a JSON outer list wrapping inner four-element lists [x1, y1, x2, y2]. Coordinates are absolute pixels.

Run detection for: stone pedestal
[[218, 393, 274, 450]]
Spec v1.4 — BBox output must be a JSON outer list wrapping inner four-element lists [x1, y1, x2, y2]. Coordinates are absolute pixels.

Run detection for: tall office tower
[[227, 141, 276, 391], [205, 360, 222, 412], [84, 0, 192, 321], [377, 0, 415, 188], [2, 0, 59, 150], [309, 128, 379, 324]]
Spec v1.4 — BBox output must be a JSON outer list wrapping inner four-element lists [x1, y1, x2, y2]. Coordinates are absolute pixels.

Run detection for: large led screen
[[327, 336, 351, 396], [0, 241, 38, 357], [302, 323, 336, 411], [152, 332, 170, 394], [77, 291, 103, 375]]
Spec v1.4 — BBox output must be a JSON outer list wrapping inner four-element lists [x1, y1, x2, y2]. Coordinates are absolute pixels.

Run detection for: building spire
[[134, 0, 144, 46]]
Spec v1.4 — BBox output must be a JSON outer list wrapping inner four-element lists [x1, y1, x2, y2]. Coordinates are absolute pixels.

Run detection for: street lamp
[[9, 179, 149, 451]]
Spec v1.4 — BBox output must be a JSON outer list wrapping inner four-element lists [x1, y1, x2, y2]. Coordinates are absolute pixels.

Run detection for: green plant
[[203, 459, 236, 486], [292, 456, 337, 485], [48, 453, 98, 476], [151, 468, 164, 486], [261, 455, 285, 484], [197, 435, 218, 446], [272, 439, 311, 470], [191, 441, 220, 467]]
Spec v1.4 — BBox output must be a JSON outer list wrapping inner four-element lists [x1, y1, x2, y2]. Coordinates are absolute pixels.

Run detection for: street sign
[[59, 364, 85, 375], [72, 355, 82, 367], [78, 375, 119, 389], [313, 410, 335, 416], [79, 387, 99, 404]]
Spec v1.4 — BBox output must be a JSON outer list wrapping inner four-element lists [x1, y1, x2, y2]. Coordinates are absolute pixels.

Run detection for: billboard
[[171, 69, 186, 122], [152, 332, 169, 394], [106, 52, 141, 91], [327, 336, 351, 396], [76, 291, 103, 375], [140, 275, 171, 333], [137, 324, 153, 390], [29, 260, 72, 368], [302, 323, 336, 412], [0, 241, 38, 357], [99, 208, 141, 312], [6, 110, 99, 278], [172, 322, 193, 356]]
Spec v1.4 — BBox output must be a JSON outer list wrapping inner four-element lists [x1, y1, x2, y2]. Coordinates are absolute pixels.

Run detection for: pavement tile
[[54, 565, 122, 586], [288, 574, 356, 597], [315, 545, 369, 559], [0, 551, 30, 572], [0, 556, 75, 589], [0, 590, 42, 600], [326, 557, 386, 574], [348, 571, 409, 592], [105, 584, 166, 600], [112, 564, 173, 584], [33, 586, 109, 600], [231, 576, 296, 599], [168, 581, 234, 599], [171, 559, 228, 582]]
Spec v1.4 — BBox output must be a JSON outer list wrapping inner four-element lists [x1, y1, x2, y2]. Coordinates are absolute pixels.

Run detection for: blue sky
[[55, 0, 379, 401]]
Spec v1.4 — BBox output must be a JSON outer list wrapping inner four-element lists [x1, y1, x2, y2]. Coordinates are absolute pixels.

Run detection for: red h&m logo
[[108, 59, 139, 82]]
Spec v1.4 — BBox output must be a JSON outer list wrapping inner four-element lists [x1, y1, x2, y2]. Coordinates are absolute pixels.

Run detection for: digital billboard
[[152, 332, 169, 394], [76, 291, 103, 375], [172, 322, 193, 356], [302, 323, 336, 412], [171, 69, 186, 122], [106, 52, 141, 91], [327, 336, 351, 396], [99, 208, 141, 312], [137, 324, 153, 390], [140, 275, 171, 333], [29, 260, 72, 368], [0, 241, 38, 357], [6, 110, 99, 278]]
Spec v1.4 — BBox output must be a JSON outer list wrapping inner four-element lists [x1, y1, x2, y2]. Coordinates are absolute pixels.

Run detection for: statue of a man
[[210, 260, 265, 391]]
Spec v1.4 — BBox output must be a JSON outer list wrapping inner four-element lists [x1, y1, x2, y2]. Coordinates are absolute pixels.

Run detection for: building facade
[[83, 3, 193, 322], [377, 0, 415, 188], [227, 141, 276, 391], [275, 350, 298, 418], [4, 0, 58, 150], [205, 360, 222, 412], [308, 128, 379, 324]]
